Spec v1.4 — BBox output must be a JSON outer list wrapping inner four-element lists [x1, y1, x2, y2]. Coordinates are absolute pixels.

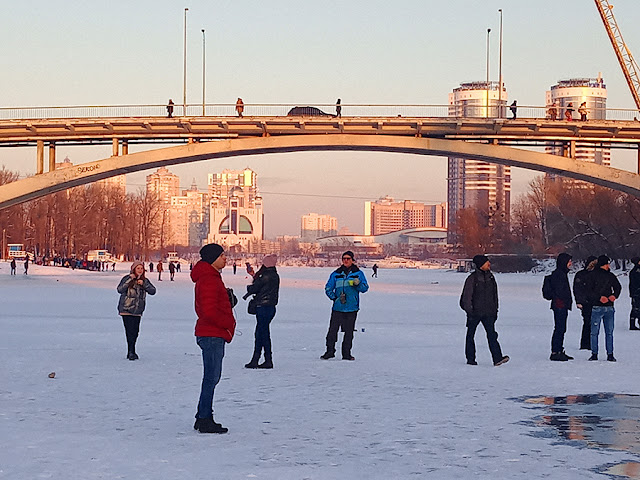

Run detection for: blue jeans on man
[[196, 336, 225, 419], [591, 306, 615, 356]]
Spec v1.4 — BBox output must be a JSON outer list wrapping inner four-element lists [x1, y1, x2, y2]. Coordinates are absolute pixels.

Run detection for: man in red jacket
[[191, 243, 236, 433]]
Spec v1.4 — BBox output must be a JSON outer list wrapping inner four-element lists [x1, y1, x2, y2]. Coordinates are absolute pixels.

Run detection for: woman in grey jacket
[[117, 261, 156, 360]]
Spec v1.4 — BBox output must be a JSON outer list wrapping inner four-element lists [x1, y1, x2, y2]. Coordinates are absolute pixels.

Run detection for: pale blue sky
[[1, 0, 639, 236]]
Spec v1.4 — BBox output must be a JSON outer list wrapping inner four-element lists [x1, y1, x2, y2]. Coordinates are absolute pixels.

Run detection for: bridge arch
[[0, 134, 639, 209]]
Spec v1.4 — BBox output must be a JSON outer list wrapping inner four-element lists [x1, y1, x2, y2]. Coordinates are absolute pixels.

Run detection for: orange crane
[[594, 0, 640, 109]]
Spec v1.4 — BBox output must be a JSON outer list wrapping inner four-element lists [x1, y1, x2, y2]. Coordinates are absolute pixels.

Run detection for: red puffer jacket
[[191, 260, 236, 342]]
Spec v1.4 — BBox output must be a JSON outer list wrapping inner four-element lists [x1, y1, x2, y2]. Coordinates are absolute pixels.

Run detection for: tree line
[[453, 175, 640, 263], [0, 166, 164, 261]]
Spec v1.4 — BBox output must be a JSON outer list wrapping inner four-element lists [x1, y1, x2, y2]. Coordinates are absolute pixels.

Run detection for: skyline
[[1, 1, 640, 236]]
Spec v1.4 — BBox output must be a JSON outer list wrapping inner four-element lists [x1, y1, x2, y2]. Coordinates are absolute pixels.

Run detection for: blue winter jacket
[[325, 265, 369, 312]]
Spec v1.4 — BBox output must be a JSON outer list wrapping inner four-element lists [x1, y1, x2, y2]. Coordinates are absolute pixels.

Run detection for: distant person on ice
[[191, 243, 236, 434], [459, 255, 509, 366], [321, 251, 369, 361], [587, 255, 621, 362], [157, 261, 163, 281], [628, 257, 640, 330], [116, 261, 156, 360], [244, 254, 280, 369], [23, 257, 28, 275], [372, 263, 378, 278], [10, 258, 16, 275], [169, 261, 175, 281], [545, 253, 574, 361]]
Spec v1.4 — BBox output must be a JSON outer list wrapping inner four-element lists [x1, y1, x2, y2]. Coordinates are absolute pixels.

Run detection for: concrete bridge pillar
[[122, 140, 128, 155], [112, 138, 119, 157], [36, 140, 44, 174], [48, 142, 56, 172]]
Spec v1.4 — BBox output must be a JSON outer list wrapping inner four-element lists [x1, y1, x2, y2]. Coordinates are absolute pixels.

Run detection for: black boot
[[320, 350, 335, 360], [197, 417, 228, 434], [631, 317, 639, 330], [245, 351, 260, 368], [258, 355, 273, 369]]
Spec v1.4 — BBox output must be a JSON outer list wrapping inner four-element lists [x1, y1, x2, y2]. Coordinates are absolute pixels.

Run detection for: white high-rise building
[[364, 196, 447, 236], [546, 76, 610, 175], [301, 213, 338, 242], [447, 82, 511, 240], [170, 180, 208, 247]]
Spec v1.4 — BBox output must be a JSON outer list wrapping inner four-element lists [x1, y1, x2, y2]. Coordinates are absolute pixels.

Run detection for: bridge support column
[[48, 142, 56, 172], [122, 140, 128, 155], [36, 140, 44, 175], [112, 138, 119, 157], [637, 144, 640, 174]]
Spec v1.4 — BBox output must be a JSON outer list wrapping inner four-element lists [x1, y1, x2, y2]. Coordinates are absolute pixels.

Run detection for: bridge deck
[[0, 116, 638, 146]]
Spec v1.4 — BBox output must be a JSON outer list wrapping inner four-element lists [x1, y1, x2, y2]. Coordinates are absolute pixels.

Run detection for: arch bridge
[[1, 107, 640, 208]]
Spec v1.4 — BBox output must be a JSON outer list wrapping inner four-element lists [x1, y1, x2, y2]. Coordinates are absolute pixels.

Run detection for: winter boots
[[589, 353, 598, 361], [493, 355, 510, 366], [320, 351, 335, 360], [630, 317, 639, 330], [194, 417, 228, 434], [127, 351, 139, 361], [550, 351, 573, 361]]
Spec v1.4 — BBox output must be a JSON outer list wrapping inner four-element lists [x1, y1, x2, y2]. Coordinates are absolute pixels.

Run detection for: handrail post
[[112, 138, 119, 157], [36, 141, 44, 174], [48, 142, 56, 172]]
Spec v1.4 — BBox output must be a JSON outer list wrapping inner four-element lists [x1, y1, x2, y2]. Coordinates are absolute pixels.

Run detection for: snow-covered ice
[[2, 264, 639, 479]]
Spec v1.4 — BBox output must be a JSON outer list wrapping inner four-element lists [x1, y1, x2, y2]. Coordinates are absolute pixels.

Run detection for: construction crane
[[594, 0, 640, 110]]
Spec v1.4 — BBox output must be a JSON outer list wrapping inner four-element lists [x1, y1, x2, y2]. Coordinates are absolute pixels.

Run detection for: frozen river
[[1, 263, 639, 479]]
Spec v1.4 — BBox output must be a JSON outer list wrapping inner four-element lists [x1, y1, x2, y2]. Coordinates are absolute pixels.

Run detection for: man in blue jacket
[[321, 251, 369, 361]]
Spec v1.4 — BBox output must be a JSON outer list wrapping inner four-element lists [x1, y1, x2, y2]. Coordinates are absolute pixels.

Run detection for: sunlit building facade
[[170, 180, 208, 247], [447, 81, 511, 242], [301, 213, 338, 242], [364, 196, 447, 236], [206, 168, 263, 250], [546, 76, 610, 185]]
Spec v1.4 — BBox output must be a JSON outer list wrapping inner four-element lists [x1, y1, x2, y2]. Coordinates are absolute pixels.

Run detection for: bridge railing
[[0, 103, 638, 121]]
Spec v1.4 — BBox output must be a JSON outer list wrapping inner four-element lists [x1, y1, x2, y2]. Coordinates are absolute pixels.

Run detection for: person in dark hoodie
[[573, 256, 598, 349], [321, 251, 369, 361], [191, 243, 236, 434], [459, 254, 509, 366], [628, 257, 640, 330], [244, 254, 280, 369], [587, 255, 621, 362], [547, 253, 574, 361]]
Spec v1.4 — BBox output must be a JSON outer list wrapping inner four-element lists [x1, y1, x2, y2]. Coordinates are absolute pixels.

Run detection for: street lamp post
[[498, 9, 503, 118], [202, 28, 206, 116], [486, 28, 491, 118], [183, 7, 189, 116]]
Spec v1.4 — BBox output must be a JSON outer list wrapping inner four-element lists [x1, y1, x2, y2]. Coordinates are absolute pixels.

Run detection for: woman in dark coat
[[117, 261, 156, 360], [547, 253, 573, 361], [244, 255, 280, 369]]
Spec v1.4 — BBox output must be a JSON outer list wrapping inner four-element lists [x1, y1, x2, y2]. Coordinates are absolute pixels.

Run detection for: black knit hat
[[597, 254, 610, 267], [342, 250, 355, 260], [200, 243, 224, 264], [473, 254, 489, 269]]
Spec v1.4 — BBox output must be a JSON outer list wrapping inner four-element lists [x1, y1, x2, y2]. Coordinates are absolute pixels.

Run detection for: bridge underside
[[0, 134, 639, 209]]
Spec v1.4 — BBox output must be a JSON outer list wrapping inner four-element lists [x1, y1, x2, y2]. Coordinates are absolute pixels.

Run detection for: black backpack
[[542, 274, 553, 300]]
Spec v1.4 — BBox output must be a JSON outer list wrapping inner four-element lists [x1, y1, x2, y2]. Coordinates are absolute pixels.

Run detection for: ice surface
[[1, 264, 638, 479]]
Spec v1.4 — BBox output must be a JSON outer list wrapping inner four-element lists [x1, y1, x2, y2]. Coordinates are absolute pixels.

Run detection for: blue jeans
[[196, 336, 225, 419], [591, 306, 615, 355]]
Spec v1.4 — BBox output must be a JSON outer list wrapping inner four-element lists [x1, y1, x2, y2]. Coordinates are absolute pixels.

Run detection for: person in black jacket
[[548, 253, 574, 361], [628, 257, 640, 330], [459, 255, 509, 366], [573, 256, 597, 349], [587, 255, 622, 362], [244, 255, 280, 369]]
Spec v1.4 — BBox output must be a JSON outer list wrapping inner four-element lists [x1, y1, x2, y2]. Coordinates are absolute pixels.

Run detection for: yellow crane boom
[[594, 0, 640, 109]]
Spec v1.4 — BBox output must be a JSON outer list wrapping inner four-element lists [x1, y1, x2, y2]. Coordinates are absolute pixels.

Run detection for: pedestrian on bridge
[[547, 102, 558, 120], [336, 98, 342, 118], [565, 102, 574, 121], [578, 102, 588, 121], [510, 101, 517, 120], [167, 99, 174, 118], [235, 98, 244, 117]]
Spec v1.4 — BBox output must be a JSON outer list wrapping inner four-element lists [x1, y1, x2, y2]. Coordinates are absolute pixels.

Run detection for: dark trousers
[[580, 305, 592, 349], [551, 307, 568, 353], [250, 305, 276, 362], [465, 315, 503, 364], [326, 310, 358, 359], [122, 315, 141, 354]]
